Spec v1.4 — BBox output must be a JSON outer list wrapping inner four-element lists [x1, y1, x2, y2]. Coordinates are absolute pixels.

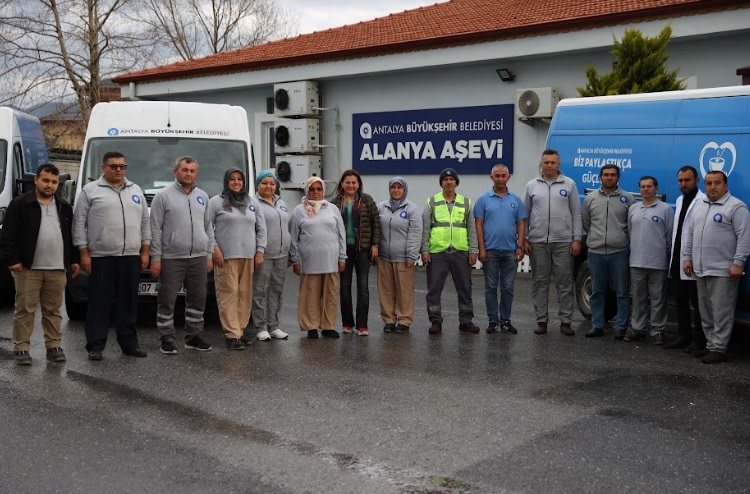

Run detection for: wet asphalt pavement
[[1, 270, 750, 494]]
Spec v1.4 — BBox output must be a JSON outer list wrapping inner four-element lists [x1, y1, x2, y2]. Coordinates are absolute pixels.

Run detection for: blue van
[[545, 86, 750, 322]]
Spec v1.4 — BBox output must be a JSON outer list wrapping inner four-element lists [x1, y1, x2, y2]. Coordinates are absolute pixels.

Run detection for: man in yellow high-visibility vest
[[420, 168, 479, 335]]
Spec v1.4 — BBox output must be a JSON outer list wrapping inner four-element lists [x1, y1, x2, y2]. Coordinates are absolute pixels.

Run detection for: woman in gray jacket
[[208, 167, 266, 350], [247, 170, 291, 342], [376, 177, 422, 333], [289, 177, 347, 339]]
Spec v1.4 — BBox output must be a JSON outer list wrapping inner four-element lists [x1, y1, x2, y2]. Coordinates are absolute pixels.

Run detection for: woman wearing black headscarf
[[208, 167, 267, 350]]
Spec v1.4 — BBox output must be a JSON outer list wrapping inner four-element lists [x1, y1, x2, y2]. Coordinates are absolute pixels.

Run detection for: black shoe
[[225, 338, 245, 351], [701, 351, 728, 364], [428, 321, 442, 335], [459, 322, 480, 334], [122, 347, 147, 358], [623, 330, 645, 342], [500, 321, 517, 334], [14, 351, 32, 365], [240, 334, 253, 346], [663, 336, 689, 350], [685, 343, 703, 354], [652, 333, 665, 346], [160, 340, 179, 355], [486, 322, 499, 334], [321, 329, 340, 338], [88, 350, 103, 361], [394, 324, 410, 334], [46, 347, 66, 362], [614, 329, 626, 340], [383, 323, 396, 333], [585, 327, 604, 338], [185, 336, 213, 351], [693, 348, 710, 358], [307, 329, 319, 339]]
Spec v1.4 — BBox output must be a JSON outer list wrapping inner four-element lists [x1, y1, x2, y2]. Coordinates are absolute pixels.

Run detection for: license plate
[[138, 283, 186, 296]]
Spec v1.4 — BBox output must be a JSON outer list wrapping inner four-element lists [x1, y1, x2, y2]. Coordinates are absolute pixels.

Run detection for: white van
[[66, 101, 254, 319], [0, 107, 49, 303]]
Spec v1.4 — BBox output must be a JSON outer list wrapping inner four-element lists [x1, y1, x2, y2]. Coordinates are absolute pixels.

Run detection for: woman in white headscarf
[[376, 177, 422, 334], [289, 177, 347, 339]]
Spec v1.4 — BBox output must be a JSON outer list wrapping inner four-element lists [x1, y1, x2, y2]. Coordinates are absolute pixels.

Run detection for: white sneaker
[[269, 328, 288, 339], [257, 330, 271, 341]]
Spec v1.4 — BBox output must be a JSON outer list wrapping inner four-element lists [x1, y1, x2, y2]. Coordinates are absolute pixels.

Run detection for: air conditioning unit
[[274, 119, 319, 154], [276, 155, 322, 188], [273, 81, 319, 117], [516, 87, 559, 119]]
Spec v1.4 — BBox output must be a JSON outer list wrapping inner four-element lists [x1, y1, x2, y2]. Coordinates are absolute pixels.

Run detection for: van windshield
[[0, 139, 7, 196], [82, 137, 250, 202]]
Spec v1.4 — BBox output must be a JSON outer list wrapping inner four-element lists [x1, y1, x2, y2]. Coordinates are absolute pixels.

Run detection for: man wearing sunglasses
[[73, 151, 151, 360]]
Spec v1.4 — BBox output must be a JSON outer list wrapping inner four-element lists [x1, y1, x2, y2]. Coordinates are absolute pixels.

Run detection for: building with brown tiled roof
[[111, 0, 750, 205]]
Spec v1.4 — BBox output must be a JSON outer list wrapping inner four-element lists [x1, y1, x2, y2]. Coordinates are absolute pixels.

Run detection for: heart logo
[[699, 141, 737, 178]]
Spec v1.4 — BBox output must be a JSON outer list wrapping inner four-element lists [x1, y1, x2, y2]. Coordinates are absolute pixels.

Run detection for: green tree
[[577, 25, 685, 97]]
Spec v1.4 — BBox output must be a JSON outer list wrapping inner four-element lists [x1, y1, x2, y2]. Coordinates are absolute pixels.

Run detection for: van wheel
[[65, 288, 88, 321], [575, 260, 618, 321]]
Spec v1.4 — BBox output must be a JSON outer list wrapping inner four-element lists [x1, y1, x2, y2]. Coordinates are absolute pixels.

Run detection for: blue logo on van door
[[714, 213, 723, 223], [559, 189, 568, 197], [107, 128, 119, 136], [132, 195, 141, 205], [197, 196, 205, 206]]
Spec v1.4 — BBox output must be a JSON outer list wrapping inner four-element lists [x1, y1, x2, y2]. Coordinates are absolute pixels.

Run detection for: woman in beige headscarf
[[288, 177, 347, 338]]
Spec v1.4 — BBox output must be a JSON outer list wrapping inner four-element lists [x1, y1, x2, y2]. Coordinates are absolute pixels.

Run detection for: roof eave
[[112, 0, 748, 85]]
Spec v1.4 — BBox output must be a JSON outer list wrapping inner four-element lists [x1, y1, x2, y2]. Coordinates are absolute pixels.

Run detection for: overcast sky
[[282, 0, 447, 34]]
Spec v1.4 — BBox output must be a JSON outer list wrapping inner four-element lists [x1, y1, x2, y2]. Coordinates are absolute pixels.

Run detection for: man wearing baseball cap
[[421, 168, 480, 335]]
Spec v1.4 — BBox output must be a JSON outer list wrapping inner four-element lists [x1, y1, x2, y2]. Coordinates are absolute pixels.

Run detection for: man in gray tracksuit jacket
[[73, 151, 150, 360], [683, 170, 750, 364], [150, 156, 215, 354], [582, 164, 635, 339], [523, 149, 582, 336]]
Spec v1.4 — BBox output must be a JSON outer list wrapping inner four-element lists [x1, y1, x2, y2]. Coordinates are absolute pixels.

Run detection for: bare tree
[[138, 0, 298, 61], [0, 0, 159, 123]]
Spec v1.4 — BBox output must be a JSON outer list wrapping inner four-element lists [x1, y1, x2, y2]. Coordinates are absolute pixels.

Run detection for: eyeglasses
[[106, 164, 127, 170], [308, 187, 324, 192]]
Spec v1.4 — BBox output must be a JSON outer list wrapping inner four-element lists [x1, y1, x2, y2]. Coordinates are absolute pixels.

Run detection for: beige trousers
[[298, 272, 339, 331], [376, 261, 416, 326], [214, 258, 254, 339], [12, 269, 67, 351]]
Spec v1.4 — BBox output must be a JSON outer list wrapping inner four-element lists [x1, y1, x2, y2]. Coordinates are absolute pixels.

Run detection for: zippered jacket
[[377, 199, 422, 262], [523, 172, 582, 243], [582, 186, 634, 255], [684, 192, 750, 277], [1, 190, 79, 268], [150, 180, 214, 261], [73, 176, 150, 257]]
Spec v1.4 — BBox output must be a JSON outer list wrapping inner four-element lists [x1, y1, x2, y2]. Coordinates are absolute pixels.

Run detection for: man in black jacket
[[0, 164, 79, 365]]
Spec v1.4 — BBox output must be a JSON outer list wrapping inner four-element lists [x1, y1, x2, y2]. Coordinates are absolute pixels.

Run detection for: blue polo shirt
[[474, 188, 527, 251]]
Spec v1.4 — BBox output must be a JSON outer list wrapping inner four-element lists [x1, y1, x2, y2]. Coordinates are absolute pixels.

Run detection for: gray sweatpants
[[156, 257, 208, 341], [426, 250, 474, 325], [250, 257, 287, 333], [630, 267, 668, 335], [696, 275, 739, 353], [530, 242, 575, 324]]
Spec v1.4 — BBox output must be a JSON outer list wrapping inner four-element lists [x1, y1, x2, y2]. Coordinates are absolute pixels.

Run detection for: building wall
[[142, 26, 749, 207]]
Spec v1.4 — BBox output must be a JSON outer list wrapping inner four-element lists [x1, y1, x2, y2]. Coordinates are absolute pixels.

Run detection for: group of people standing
[[3, 148, 749, 365]]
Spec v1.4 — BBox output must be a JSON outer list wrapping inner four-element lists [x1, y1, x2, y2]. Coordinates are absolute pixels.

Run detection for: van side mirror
[[14, 173, 36, 197], [57, 173, 76, 205]]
